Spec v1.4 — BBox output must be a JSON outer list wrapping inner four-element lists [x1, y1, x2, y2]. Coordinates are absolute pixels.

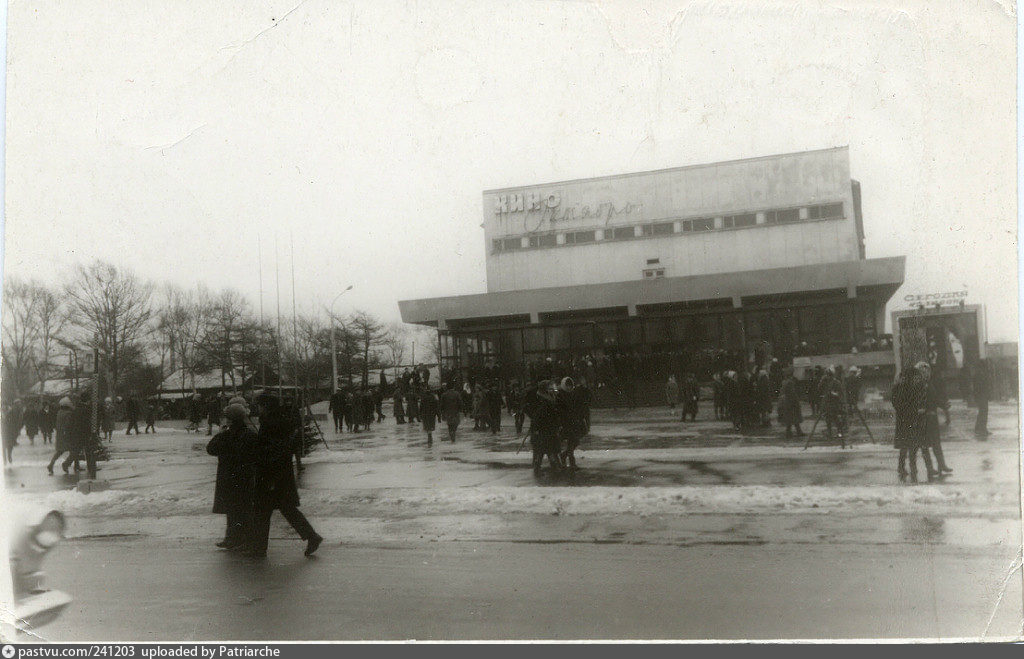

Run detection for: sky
[[3, 0, 1018, 341]]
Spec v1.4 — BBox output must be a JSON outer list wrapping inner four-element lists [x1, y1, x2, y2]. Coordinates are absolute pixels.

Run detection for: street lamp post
[[329, 286, 353, 394]]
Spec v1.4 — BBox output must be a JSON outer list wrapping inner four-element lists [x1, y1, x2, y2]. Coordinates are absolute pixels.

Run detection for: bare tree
[[383, 322, 408, 369], [64, 261, 154, 397], [196, 289, 252, 393], [348, 310, 387, 387], [32, 284, 69, 396], [2, 277, 41, 396]]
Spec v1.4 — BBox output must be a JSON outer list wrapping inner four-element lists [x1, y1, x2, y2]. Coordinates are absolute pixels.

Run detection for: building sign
[[903, 290, 968, 305], [494, 191, 642, 225]]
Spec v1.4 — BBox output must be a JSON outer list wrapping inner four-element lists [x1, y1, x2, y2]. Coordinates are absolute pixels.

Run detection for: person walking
[[144, 401, 157, 433], [126, 395, 141, 436], [405, 387, 419, 425], [69, 389, 98, 479], [47, 397, 75, 474], [374, 386, 385, 423], [919, 362, 953, 475], [508, 380, 526, 435], [206, 403, 258, 550], [249, 394, 323, 559], [485, 381, 503, 435], [821, 368, 847, 441], [528, 380, 563, 475], [892, 366, 936, 483], [680, 372, 699, 422], [39, 401, 55, 445], [101, 398, 115, 440], [345, 390, 359, 432], [392, 384, 406, 425], [206, 395, 221, 436], [23, 403, 39, 445], [973, 359, 992, 438], [471, 383, 486, 430], [418, 384, 440, 446], [2, 399, 23, 464], [557, 377, 586, 471], [755, 368, 772, 427], [328, 389, 347, 432], [665, 374, 680, 410], [778, 368, 804, 438], [439, 382, 462, 443]]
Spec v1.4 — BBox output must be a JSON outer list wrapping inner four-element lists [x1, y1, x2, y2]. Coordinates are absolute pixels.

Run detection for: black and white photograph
[[0, 0, 1019, 643]]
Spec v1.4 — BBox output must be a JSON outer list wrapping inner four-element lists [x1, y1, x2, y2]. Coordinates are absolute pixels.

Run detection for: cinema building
[[399, 147, 906, 396]]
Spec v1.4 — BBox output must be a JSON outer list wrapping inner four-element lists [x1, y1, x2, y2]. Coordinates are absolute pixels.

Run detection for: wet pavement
[[3, 399, 1022, 640]]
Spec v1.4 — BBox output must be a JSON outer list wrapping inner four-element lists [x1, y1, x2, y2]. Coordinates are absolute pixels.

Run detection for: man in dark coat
[[680, 372, 700, 422], [418, 384, 440, 446], [40, 401, 55, 444], [206, 403, 258, 550], [249, 394, 323, 558], [919, 362, 952, 475], [47, 397, 75, 474], [484, 382, 503, 435], [348, 390, 363, 432], [373, 386, 385, 422], [70, 389, 98, 479], [439, 382, 462, 443], [328, 389, 347, 433], [2, 399, 23, 463], [393, 383, 406, 425], [206, 395, 221, 436], [144, 401, 157, 433], [973, 359, 992, 438], [125, 395, 141, 435], [778, 369, 804, 438], [23, 403, 39, 445], [405, 387, 419, 424], [526, 381, 562, 475], [556, 378, 586, 471]]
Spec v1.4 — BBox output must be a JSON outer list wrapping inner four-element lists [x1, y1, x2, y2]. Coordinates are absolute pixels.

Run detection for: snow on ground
[[10, 479, 1015, 521]]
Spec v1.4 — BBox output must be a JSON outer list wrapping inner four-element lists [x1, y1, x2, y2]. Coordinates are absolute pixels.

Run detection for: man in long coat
[[249, 394, 323, 558], [328, 389, 347, 433], [778, 369, 804, 437]]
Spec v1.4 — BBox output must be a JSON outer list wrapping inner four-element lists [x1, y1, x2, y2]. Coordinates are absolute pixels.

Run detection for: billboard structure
[[891, 303, 986, 394]]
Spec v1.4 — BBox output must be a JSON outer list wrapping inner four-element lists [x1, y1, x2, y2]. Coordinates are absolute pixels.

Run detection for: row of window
[[491, 202, 845, 253], [439, 300, 882, 362]]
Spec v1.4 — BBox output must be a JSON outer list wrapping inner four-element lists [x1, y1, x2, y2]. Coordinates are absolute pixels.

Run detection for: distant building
[[400, 147, 905, 393]]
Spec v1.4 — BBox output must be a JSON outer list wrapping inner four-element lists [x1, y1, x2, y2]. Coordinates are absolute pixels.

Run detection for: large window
[[609, 226, 637, 240], [565, 230, 595, 244], [528, 234, 556, 248], [807, 202, 844, 220], [682, 217, 715, 232], [765, 208, 801, 224], [722, 213, 756, 229], [641, 222, 674, 237]]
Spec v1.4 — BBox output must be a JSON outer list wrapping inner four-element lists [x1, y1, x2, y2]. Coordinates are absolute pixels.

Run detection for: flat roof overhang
[[398, 256, 906, 327]]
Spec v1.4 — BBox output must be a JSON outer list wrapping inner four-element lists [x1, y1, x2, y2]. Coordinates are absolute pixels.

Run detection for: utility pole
[[329, 286, 353, 394]]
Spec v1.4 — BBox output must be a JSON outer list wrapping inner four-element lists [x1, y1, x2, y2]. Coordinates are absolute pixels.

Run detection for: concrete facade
[[483, 147, 862, 292]]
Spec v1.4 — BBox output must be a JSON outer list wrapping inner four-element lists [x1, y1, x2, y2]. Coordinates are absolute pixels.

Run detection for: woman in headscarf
[[892, 364, 936, 482], [206, 402, 259, 550]]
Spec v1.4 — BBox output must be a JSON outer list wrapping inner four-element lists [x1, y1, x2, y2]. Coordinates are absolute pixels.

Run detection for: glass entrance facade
[[438, 297, 888, 385]]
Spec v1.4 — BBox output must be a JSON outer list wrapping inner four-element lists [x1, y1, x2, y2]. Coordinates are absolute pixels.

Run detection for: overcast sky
[[3, 0, 1017, 340]]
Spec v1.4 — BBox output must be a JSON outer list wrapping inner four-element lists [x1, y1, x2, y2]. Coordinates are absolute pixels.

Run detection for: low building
[[400, 147, 906, 403]]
